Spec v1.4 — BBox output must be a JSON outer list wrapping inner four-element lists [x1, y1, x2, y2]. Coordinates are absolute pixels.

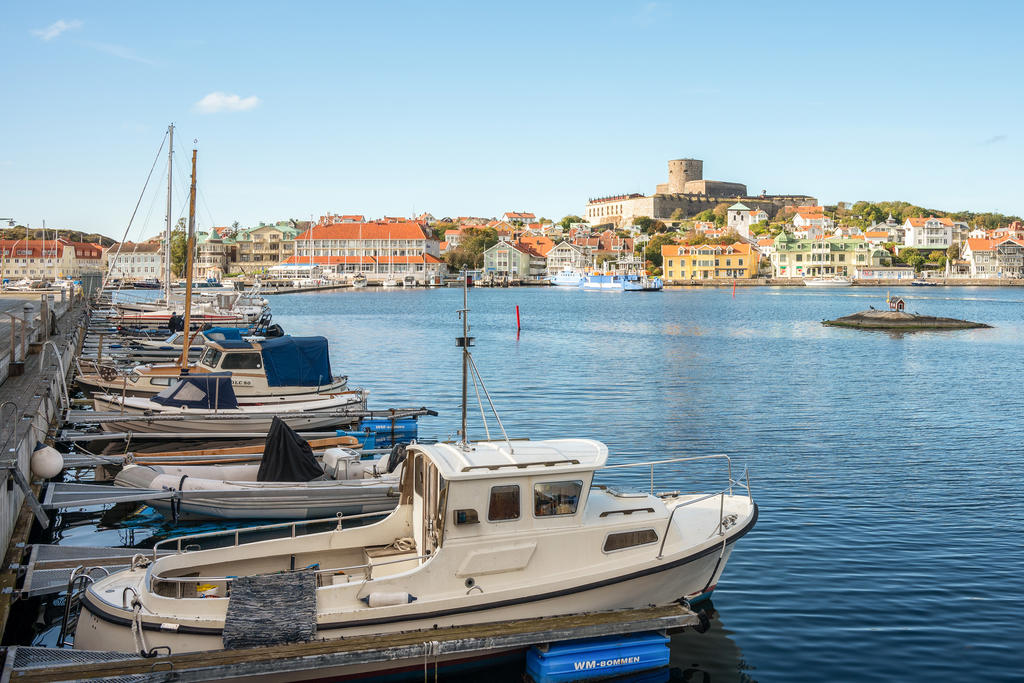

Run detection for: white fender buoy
[[31, 444, 64, 479], [361, 592, 417, 607]]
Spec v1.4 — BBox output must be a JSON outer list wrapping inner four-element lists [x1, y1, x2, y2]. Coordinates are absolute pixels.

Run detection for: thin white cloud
[[32, 19, 82, 41], [980, 134, 1008, 146], [84, 41, 155, 66], [193, 92, 262, 114]]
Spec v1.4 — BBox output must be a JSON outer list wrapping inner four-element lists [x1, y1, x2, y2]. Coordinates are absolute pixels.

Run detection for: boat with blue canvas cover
[[91, 373, 366, 433], [76, 335, 351, 400]]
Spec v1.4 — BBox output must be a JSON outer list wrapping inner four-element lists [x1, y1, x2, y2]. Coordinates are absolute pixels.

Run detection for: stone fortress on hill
[[585, 158, 817, 227]]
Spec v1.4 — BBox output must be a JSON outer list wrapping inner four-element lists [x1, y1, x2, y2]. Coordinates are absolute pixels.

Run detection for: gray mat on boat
[[222, 570, 318, 649]]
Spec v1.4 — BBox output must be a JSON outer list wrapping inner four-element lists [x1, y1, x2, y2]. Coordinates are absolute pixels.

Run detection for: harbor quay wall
[[663, 278, 1024, 287], [0, 290, 88, 637]]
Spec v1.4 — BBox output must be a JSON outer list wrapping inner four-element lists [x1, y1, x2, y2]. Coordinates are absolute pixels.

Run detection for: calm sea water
[[42, 285, 1024, 681]]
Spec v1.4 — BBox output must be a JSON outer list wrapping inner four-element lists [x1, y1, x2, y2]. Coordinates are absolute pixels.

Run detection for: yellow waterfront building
[[661, 242, 757, 281]]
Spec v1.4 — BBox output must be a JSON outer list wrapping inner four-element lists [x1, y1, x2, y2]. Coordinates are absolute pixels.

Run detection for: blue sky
[[2, 1, 1022, 238]]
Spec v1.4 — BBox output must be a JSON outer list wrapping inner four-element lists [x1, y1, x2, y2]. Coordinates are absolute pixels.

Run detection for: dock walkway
[[2, 603, 699, 682]]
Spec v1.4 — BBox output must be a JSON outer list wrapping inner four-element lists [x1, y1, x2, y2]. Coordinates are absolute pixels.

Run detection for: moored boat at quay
[[75, 335, 350, 399], [803, 276, 852, 287]]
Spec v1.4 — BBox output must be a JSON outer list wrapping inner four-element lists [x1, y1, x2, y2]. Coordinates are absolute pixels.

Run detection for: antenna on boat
[[455, 272, 514, 453]]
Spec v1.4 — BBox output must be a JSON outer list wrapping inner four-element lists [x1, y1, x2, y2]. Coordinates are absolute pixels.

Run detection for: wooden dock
[[2, 603, 699, 682]]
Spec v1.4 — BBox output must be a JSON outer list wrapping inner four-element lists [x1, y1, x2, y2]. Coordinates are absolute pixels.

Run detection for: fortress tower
[[667, 158, 703, 194]]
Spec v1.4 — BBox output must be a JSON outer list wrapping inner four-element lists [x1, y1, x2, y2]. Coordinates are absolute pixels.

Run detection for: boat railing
[[150, 510, 391, 561], [602, 454, 740, 497], [601, 455, 752, 559], [148, 545, 429, 598]]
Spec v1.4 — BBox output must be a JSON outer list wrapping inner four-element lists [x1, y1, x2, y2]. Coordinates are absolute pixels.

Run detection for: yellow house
[[662, 242, 757, 281]]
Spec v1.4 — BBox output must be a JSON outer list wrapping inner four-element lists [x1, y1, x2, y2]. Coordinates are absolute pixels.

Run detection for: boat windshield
[[200, 347, 223, 368]]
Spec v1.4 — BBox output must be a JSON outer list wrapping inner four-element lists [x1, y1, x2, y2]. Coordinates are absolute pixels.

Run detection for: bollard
[[22, 302, 33, 357], [40, 294, 49, 340], [46, 294, 55, 336]]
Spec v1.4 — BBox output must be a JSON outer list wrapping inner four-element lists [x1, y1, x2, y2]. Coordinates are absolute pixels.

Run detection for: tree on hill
[[443, 227, 498, 270], [693, 209, 715, 223], [558, 215, 585, 229], [711, 203, 731, 227], [750, 220, 771, 236], [634, 216, 666, 234]]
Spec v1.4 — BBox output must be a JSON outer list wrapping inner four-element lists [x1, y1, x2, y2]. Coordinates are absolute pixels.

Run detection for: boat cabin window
[[488, 485, 520, 521], [219, 353, 262, 370], [149, 377, 173, 386], [200, 347, 223, 368], [169, 333, 185, 344], [414, 455, 424, 496], [534, 481, 583, 517], [603, 529, 658, 553], [454, 509, 478, 525]]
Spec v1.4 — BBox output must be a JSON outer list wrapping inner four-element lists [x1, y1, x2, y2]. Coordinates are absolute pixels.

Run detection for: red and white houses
[[963, 237, 1024, 278], [0, 238, 103, 280], [280, 221, 445, 281]]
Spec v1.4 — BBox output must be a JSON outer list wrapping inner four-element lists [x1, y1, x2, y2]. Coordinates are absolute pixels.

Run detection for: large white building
[[105, 241, 163, 280], [903, 216, 953, 249], [726, 203, 768, 239]]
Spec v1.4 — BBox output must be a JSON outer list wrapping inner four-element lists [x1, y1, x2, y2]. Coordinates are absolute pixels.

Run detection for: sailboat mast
[[179, 148, 197, 371], [164, 124, 174, 302]]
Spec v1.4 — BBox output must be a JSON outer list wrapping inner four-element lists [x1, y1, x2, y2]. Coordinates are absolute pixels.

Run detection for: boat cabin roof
[[411, 439, 607, 481]]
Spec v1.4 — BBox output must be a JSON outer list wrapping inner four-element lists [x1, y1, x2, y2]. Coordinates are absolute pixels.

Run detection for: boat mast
[[164, 124, 174, 302], [456, 272, 473, 445], [179, 148, 197, 371]]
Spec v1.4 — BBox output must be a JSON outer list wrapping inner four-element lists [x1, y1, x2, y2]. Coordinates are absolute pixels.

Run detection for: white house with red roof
[[502, 211, 536, 225], [903, 216, 954, 249]]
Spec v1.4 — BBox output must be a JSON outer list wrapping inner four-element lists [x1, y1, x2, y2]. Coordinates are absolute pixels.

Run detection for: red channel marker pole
[[516, 305, 521, 332]]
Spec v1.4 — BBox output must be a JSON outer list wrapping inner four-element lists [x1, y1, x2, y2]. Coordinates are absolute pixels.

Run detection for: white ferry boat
[[549, 268, 585, 287], [804, 276, 852, 287]]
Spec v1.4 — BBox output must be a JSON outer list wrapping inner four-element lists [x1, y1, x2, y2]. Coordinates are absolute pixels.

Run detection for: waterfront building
[[962, 237, 1024, 278], [756, 237, 776, 258], [287, 221, 444, 281], [545, 241, 591, 275], [0, 238, 103, 280], [726, 203, 768, 239], [194, 230, 233, 280], [105, 241, 163, 280], [903, 216, 954, 250], [584, 158, 816, 227], [662, 242, 756, 281], [770, 231, 891, 278], [229, 223, 299, 275], [482, 240, 546, 279]]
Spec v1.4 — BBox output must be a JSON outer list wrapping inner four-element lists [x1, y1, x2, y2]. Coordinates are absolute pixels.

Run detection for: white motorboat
[[803, 276, 852, 287], [402, 275, 417, 288], [91, 374, 366, 434], [74, 279, 756, 655], [76, 335, 349, 399], [112, 419, 402, 520], [351, 274, 368, 288], [548, 267, 585, 287]]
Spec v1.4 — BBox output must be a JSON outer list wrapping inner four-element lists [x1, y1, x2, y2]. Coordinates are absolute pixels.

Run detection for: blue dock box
[[337, 418, 418, 449], [526, 631, 670, 683]]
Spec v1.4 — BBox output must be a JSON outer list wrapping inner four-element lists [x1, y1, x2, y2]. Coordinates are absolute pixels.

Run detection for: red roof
[[0, 238, 102, 259], [906, 216, 954, 227], [296, 222, 431, 241], [504, 211, 536, 220]]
